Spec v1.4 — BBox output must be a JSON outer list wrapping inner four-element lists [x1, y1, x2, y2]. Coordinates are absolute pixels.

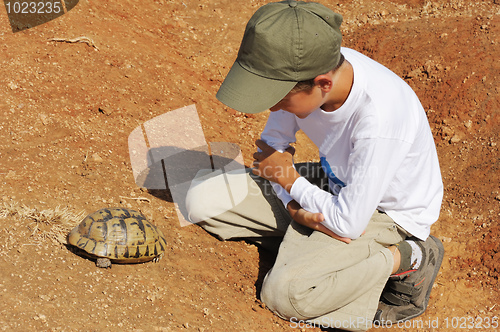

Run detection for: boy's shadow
[[141, 145, 279, 297], [142, 147, 341, 331]]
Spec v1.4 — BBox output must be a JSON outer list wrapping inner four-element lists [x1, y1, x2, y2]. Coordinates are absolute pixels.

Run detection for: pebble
[[39, 295, 51, 301], [98, 107, 113, 115], [91, 153, 104, 162], [38, 114, 49, 125], [450, 135, 461, 144], [5, 170, 16, 179], [34, 313, 47, 321]]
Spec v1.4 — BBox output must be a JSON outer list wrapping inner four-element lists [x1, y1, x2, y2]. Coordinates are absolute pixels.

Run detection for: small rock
[[5, 170, 16, 179], [98, 107, 113, 116], [39, 114, 50, 125], [39, 295, 51, 301], [406, 68, 422, 79], [91, 153, 104, 162], [450, 135, 461, 144], [34, 314, 46, 321]]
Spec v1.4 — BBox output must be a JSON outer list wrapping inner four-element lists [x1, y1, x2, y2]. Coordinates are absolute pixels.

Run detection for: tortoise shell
[[68, 207, 167, 266]]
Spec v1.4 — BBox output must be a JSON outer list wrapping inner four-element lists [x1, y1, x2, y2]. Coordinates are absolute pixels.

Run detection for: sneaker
[[374, 235, 444, 324]]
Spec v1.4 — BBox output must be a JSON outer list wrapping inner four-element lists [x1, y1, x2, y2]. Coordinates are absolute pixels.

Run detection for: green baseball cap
[[216, 0, 343, 114]]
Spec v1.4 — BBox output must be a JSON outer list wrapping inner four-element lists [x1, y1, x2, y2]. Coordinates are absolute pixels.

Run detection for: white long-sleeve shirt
[[261, 48, 443, 241]]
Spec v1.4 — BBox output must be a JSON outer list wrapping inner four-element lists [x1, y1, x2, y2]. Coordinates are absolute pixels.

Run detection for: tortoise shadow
[[65, 244, 101, 267]]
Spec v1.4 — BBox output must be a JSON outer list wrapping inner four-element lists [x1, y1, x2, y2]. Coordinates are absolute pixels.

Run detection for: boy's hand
[[287, 200, 352, 244], [252, 140, 300, 192]]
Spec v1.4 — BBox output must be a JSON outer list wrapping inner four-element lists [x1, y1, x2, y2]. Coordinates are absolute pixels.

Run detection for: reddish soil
[[0, 0, 498, 331]]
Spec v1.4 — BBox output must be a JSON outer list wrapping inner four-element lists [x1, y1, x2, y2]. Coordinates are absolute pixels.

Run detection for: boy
[[185, 1, 444, 330]]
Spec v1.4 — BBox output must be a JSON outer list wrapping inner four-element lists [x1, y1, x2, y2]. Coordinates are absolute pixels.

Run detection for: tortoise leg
[[96, 258, 112, 268], [153, 253, 164, 263]]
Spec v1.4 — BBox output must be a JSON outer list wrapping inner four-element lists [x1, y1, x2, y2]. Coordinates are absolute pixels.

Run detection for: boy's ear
[[314, 74, 334, 92]]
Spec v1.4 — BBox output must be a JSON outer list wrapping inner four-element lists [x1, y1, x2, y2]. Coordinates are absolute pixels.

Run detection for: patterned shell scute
[[68, 207, 166, 263]]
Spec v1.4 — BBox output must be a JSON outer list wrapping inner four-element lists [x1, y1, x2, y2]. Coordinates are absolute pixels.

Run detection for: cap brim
[[216, 61, 297, 114]]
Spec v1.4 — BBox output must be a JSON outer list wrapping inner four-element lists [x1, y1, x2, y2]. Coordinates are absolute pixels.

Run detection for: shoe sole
[[403, 235, 445, 321]]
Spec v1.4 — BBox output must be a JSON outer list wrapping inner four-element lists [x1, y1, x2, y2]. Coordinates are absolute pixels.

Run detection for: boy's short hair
[[290, 53, 345, 93], [216, 0, 343, 114]]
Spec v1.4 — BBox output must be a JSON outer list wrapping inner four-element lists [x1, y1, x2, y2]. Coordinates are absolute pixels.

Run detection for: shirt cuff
[[271, 181, 294, 208], [289, 176, 317, 211]]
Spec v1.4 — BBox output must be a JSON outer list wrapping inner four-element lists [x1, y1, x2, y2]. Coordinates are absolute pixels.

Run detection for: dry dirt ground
[[0, 0, 499, 331]]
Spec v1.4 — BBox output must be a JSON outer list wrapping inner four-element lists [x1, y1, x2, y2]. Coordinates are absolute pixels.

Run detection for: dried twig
[[119, 196, 151, 203], [48, 36, 99, 51]]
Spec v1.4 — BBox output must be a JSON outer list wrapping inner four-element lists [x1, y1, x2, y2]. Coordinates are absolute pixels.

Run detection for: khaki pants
[[185, 164, 408, 331]]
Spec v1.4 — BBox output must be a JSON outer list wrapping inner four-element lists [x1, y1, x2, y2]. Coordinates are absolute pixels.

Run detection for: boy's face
[[269, 86, 324, 119]]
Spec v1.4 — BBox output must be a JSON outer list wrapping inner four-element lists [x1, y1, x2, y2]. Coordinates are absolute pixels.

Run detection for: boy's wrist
[[280, 170, 301, 193]]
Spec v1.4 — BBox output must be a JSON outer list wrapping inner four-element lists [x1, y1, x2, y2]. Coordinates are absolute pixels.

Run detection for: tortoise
[[67, 207, 167, 268]]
